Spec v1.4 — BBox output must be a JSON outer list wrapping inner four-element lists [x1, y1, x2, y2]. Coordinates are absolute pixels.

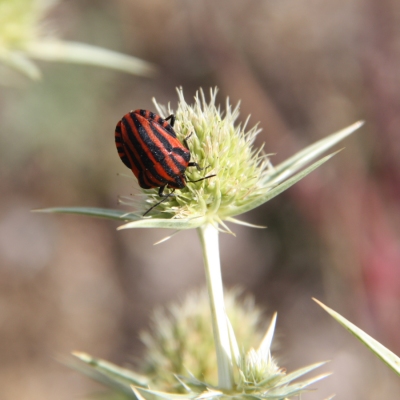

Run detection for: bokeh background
[[1, 0, 400, 399]]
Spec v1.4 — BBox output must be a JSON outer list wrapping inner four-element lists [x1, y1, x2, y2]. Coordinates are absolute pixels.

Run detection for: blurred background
[[1, 0, 400, 398]]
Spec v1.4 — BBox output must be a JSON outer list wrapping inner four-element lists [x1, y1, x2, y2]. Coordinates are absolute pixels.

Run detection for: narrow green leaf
[[314, 298, 400, 376], [197, 390, 224, 399], [33, 207, 138, 221], [224, 152, 338, 218], [257, 313, 277, 355], [226, 316, 241, 366], [132, 387, 149, 400], [267, 121, 363, 184], [255, 372, 284, 389], [175, 373, 217, 391], [64, 356, 136, 397], [118, 217, 206, 230], [0, 50, 41, 80], [173, 375, 192, 392], [25, 40, 158, 77], [134, 387, 201, 400], [275, 361, 328, 386], [266, 373, 331, 397], [73, 352, 149, 387], [225, 217, 266, 229], [240, 395, 264, 400]]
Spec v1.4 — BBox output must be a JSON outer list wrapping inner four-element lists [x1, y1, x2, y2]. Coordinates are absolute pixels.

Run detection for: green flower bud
[[140, 289, 265, 391], [0, 0, 50, 50], [0, 0, 156, 80]]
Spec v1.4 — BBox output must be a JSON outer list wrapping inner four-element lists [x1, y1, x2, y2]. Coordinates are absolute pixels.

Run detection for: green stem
[[197, 223, 233, 390]]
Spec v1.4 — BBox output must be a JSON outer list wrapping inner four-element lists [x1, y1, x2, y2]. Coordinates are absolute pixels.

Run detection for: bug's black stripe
[[168, 151, 189, 175], [147, 123, 191, 186], [123, 142, 158, 188], [137, 171, 152, 189], [153, 116, 176, 137], [167, 176, 185, 189], [139, 109, 162, 126], [124, 114, 176, 187], [161, 121, 176, 137], [119, 117, 157, 185], [115, 123, 132, 169], [172, 146, 191, 164], [138, 109, 176, 137], [149, 123, 174, 153], [139, 109, 150, 118], [134, 117, 181, 181], [148, 122, 191, 174], [122, 124, 164, 187], [118, 150, 132, 169]]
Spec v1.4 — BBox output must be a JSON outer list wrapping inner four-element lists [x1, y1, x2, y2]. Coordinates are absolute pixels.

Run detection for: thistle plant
[[39, 88, 380, 399], [72, 291, 329, 400], [0, 0, 156, 81], [140, 289, 265, 391]]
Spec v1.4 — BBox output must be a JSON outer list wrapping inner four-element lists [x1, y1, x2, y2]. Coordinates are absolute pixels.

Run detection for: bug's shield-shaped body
[[115, 109, 191, 189]]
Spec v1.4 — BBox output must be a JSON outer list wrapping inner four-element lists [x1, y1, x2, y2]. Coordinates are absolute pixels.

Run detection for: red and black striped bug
[[115, 109, 215, 215]]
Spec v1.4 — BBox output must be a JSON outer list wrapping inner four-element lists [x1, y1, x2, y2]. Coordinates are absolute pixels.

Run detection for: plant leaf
[[0, 50, 41, 80], [225, 217, 266, 229], [118, 217, 206, 230], [266, 373, 331, 398], [73, 352, 149, 387], [226, 315, 241, 366], [24, 40, 158, 77], [275, 361, 329, 386], [133, 387, 202, 400], [64, 355, 136, 397], [175, 372, 218, 391], [314, 298, 400, 376], [224, 151, 339, 218], [33, 207, 138, 221], [257, 313, 277, 356], [266, 121, 363, 185]]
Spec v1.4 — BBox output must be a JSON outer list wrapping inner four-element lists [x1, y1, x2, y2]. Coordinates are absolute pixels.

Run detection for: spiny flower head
[[238, 348, 284, 392], [0, 0, 155, 81], [150, 88, 270, 222], [0, 0, 53, 50], [120, 87, 272, 230], [140, 289, 265, 391], [71, 295, 331, 400], [135, 311, 330, 400]]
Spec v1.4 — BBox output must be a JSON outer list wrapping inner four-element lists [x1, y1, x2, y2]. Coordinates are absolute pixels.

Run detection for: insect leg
[[188, 161, 203, 171], [183, 132, 194, 150], [165, 114, 176, 127], [143, 187, 176, 216]]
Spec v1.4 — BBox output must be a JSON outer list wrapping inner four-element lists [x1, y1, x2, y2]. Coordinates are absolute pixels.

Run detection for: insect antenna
[[186, 174, 216, 184]]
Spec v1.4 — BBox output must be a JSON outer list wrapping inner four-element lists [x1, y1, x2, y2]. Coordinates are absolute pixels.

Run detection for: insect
[[115, 109, 215, 215]]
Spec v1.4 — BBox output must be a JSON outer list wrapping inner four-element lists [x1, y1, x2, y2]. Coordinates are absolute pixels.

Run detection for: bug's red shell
[[115, 109, 191, 189]]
